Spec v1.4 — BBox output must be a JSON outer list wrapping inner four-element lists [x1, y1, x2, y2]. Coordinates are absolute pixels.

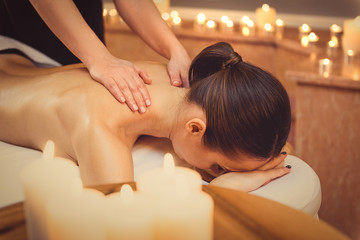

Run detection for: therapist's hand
[[167, 48, 191, 88], [88, 54, 152, 113]]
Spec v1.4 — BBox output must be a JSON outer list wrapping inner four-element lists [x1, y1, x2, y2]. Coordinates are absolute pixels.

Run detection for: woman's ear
[[185, 118, 206, 136]]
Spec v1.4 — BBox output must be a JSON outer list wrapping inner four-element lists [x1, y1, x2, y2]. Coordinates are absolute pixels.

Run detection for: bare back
[[0, 54, 175, 185]]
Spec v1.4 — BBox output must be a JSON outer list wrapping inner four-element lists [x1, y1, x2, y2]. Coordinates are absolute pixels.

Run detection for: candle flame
[[161, 12, 170, 21], [221, 15, 229, 24], [242, 26, 250, 36], [170, 10, 179, 19], [264, 23, 272, 31], [276, 19, 284, 26], [173, 16, 181, 25], [262, 4, 270, 12], [300, 24, 310, 33], [308, 32, 318, 42], [109, 9, 117, 17], [43, 140, 55, 161], [301, 36, 309, 47], [120, 184, 134, 204], [163, 153, 175, 175], [226, 20, 234, 28], [347, 49, 354, 56], [247, 19, 254, 27], [322, 58, 330, 65], [197, 13, 206, 24], [206, 20, 216, 28], [328, 40, 335, 48], [103, 9, 108, 17], [330, 24, 342, 33], [241, 16, 250, 24]]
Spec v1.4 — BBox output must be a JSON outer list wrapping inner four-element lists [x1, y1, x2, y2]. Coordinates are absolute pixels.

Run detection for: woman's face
[[172, 136, 270, 177]]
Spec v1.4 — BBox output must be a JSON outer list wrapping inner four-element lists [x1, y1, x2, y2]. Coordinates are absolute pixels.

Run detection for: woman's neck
[[124, 83, 189, 140]]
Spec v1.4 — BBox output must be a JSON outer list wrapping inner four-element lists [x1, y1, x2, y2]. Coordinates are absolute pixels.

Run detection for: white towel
[[0, 35, 61, 68]]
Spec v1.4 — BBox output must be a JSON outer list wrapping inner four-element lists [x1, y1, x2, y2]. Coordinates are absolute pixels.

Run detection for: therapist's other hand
[[167, 48, 191, 88], [209, 166, 291, 192], [88, 54, 152, 113]]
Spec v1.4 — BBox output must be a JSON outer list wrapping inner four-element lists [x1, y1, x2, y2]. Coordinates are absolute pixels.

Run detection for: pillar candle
[[20, 140, 80, 240], [137, 153, 213, 240], [105, 184, 154, 240], [220, 15, 229, 32], [330, 24, 342, 47], [342, 16, 360, 54], [275, 19, 284, 39], [299, 23, 311, 40], [255, 4, 276, 30], [46, 181, 106, 240], [319, 58, 331, 78], [206, 20, 216, 32]]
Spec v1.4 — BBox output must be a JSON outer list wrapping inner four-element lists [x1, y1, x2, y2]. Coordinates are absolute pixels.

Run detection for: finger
[[258, 152, 287, 171], [265, 167, 291, 182], [168, 70, 182, 87], [134, 65, 152, 85], [104, 79, 126, 103], [118, 82, 138, 112], [127, 76, 148, 113], [136, 79, 151, 107]]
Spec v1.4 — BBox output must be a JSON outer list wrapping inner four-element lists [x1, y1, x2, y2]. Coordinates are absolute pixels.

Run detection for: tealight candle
[[319, 58, 331, 78], [330, 24, 342, 47], [275, 19, 284, 39], [342, 16, 360, 54], [137, 153, 213, 240], [344, 49, 355, 64], [264, 23, 274, 37], [307, 32, 319, 47], [255, 4, 276, 30], [327, 40, 336, 57], [105, 184, 154, 240], [171, 16, 182, 29], [220, 15, 229, 31], [108, 8, 119, 25], [20, 140, 80, 240], [225, 20, 234, 33], [47, 180, 106, 240], [194, 13, 206, 31], [299, 23, 311, 40], [206, 20, 216, 32]]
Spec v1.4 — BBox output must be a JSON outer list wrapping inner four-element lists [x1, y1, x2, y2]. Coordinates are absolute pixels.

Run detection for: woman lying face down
[[0, 42, 291, 189]]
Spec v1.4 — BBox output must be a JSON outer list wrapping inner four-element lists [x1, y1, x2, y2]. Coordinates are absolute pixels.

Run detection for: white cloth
[[0, 139, 322, 218], [0, 35, 61, 68]]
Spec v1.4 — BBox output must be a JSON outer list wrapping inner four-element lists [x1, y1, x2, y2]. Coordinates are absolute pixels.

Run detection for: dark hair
[[187, 42, 291, 159]]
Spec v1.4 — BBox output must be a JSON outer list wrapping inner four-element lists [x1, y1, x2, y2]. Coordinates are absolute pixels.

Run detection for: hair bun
[[223, 51, 242, 69]]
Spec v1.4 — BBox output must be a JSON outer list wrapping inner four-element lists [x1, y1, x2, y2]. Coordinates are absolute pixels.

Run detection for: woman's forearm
[[114, 0, 186, 60], [29, 0, 110, 67]]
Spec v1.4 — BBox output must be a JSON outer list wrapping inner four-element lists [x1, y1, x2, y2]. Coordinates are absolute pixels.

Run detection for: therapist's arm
[[29, 0, 151, 113], [114, 0, 191, 88]]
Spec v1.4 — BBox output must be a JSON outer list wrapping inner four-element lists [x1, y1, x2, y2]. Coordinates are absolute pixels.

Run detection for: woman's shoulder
[[134, 61, 170, 85]]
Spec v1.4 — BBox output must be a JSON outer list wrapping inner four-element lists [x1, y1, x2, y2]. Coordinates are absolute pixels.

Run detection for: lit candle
[[344, 49, 355, 64], [105, 184, 154, 240], [319, 58, 331, 78], [108, 8, 119, 25], [327, 40, 336, 56], [220, 15, 229, 32], [301, 35, 309, 47], [307, 32, 319, 47], [330, 24, 342, 47], [194, 13, 206, 31], [171, 16, 182, 29], [47, 180, 106, 240], [275, 19, 284, 39], [299, 23, 311, 40], [264, 23, 274, 37], [20, 140, 80, 240], [161, 12, 170, 24], [342, 16, 360, 54], [255, 4, 276, 31], [137, 153, 214, 240], [225, 20, 234, 33], [206, 20, 216, 32]]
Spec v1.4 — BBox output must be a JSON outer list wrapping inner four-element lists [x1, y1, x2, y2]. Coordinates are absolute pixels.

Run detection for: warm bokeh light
[[262, 4, 270, 12]]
